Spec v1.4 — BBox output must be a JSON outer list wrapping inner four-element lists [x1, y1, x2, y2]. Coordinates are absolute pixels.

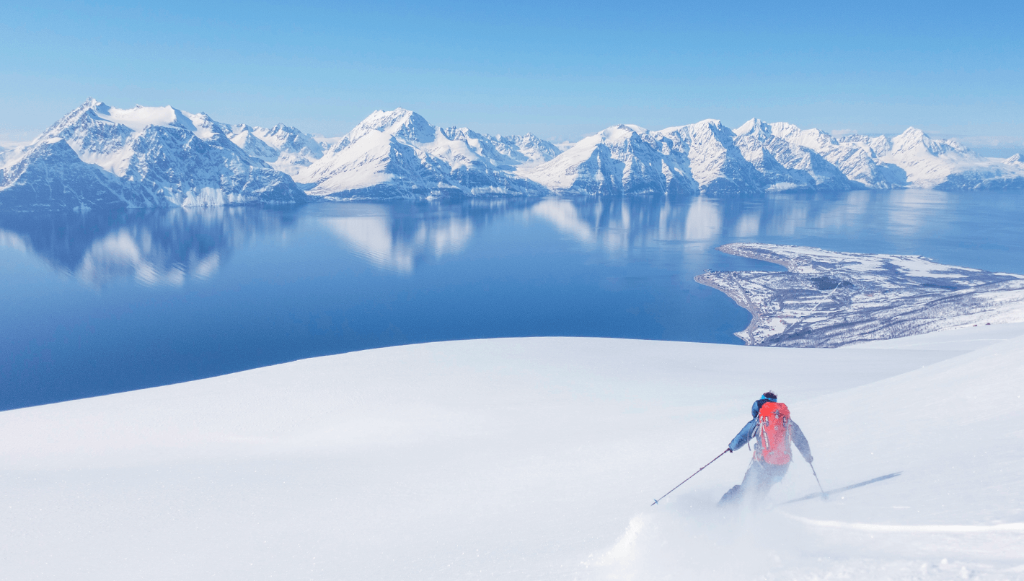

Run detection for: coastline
[[696, 243, 1024, 347]]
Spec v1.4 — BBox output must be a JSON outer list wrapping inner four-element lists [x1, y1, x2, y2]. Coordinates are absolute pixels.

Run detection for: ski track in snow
[[782, 514, 1024, 533]]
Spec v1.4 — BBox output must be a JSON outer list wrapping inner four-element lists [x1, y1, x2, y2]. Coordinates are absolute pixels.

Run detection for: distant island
[[696, 243, 1024, 347], [3, 99, 1024, 211]]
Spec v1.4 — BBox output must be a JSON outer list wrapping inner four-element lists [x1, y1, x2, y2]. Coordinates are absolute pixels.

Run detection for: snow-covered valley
[[697, 243, 1024, 347], [1, 324, 1022, 580], [3, 100, 1023, 210]]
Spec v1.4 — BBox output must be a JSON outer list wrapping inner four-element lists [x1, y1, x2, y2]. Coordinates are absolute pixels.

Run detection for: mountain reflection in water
[[1, 189, 1022, 410], [0, 191, 967, 283], [0, 208, 299, 286]]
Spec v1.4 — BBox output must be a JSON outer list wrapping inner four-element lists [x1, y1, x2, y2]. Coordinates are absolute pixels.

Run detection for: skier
[[719, 391, 813, 505]]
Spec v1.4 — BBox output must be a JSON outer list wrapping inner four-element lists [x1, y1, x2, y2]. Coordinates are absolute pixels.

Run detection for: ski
[[779, 471, 902, 505]]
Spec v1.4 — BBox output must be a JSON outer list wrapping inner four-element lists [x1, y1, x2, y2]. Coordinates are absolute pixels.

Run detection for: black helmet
[[751, 392, 779, 417]]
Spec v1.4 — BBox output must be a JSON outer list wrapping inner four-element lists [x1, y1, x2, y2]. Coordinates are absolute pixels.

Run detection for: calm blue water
[[1, 190, 1022, 410]]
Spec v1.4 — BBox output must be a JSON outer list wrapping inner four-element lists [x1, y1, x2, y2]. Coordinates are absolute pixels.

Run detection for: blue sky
[[2, 0, 1022, 153]]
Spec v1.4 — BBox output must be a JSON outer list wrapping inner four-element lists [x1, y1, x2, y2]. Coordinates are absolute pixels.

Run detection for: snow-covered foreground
[[1, 325, 1022, 580]]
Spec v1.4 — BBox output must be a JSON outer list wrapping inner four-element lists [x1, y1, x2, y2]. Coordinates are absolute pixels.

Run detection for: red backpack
[[756, 402, 792, 465]]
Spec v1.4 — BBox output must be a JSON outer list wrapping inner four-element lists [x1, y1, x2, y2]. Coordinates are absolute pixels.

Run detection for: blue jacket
[[728, 397, 813, 463]]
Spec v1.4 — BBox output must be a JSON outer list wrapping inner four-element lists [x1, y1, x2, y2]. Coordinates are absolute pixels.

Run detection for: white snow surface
[[1, 324, 1023, 580]]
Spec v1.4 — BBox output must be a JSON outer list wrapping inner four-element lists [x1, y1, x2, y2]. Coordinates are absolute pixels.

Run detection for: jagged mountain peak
[[590, 124, 647, 142], [691, 119, 728, 131], [44, 99, 223, 147], [348, 108, 435, 144], [439, 126, 482, 141], [264, 123, 306, 136], [98, 102, 197, 133], [1, 100, 308, 210], [890, 127, 971, 157], [298, 108, 561, 199], [769, 123, 836, 149], [734, 118, 772, 137], [655, 119, 728, 138], [891, 126, 927, 150]]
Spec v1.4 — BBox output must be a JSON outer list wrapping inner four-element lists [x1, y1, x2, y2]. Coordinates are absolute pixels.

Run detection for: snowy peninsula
[[3, 99, 1024, 210], [1, 326, 1022, 579], [696, 243, 1024, 347]]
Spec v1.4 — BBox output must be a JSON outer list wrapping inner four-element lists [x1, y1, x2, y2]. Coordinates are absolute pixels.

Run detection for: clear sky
[[2, 0, 1022, 154]]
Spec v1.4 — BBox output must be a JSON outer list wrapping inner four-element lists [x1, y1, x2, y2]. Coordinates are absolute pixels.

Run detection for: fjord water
[[0, 190, 1022, 410]]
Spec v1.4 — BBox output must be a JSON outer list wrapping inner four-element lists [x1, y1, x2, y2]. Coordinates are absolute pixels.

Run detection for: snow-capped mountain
[[666, 120, 766, 194], [0, 99, 307, 211], [873, 128, 1024, 189], [295, 108, 559, 199], [524, 119, 1024, 195], [766, 124, 906, 189], [521, 121, 784, 196], [224, 123, 325, 175], [733, 120, 855, 191], [0, 138, 132, 210], [517, 125, 694, 195], [4, 101, 1024, 211]]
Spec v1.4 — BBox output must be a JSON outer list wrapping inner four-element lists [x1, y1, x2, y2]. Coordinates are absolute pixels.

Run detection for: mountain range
[[2, 99, 1023, 210]]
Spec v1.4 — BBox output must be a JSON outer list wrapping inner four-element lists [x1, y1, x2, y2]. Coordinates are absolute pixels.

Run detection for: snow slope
[[1, 324, 1021, 580]]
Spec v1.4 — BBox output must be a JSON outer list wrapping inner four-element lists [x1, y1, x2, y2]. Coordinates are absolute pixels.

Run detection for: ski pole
[[810, 463, 827, 500], [651, 448, 730, 506]]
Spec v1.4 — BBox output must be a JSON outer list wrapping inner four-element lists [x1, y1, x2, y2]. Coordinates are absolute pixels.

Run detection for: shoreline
[[696, 243, 1024, 347]]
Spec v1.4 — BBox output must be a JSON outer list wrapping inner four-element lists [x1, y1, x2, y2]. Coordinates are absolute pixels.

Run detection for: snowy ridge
[[696, 243, 1024, 347], [4, 101, 1024, 210]]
